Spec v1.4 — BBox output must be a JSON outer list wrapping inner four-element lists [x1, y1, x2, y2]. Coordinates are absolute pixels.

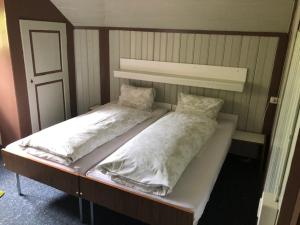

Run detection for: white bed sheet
[[16, 103, 156, 165], [4, 105, 168, 170], [87, 113, 237, 224]]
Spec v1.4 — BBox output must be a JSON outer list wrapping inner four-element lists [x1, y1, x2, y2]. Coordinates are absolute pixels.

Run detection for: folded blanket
[[19, 104, 152, 164], [97, 112, 217, 196]]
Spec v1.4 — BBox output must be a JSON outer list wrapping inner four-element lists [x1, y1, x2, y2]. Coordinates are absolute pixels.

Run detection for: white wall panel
[[74, 29, 101, 114], [110, 30, 279, 133]]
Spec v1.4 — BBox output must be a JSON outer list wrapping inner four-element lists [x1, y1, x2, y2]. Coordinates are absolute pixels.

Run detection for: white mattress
[[87, 113, 238, 224]]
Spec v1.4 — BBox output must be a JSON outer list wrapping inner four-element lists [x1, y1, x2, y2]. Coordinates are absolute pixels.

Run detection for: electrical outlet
[[270, 97, 279, 104]]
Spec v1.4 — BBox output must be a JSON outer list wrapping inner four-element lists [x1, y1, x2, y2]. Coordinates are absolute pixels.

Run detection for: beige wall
[[51, 0, 295, 33]]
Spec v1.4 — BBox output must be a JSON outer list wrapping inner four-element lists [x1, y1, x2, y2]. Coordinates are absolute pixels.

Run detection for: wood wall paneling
[[247, 37, 278, 132], [119, 30, 131, 88], [109, 30, 280, 134], [74, 29, 101, 114], [109, 30, 120, 101]]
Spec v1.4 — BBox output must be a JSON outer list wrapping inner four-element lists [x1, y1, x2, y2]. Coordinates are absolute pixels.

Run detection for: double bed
[[2, 101, 168, 221], [2, 108, 237, 225], [2, 67, 241, 225]]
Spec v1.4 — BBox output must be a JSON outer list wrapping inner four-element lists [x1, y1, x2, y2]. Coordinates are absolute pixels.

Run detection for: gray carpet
[[0, 155, 83, 225], [0, 150, 260, 225]]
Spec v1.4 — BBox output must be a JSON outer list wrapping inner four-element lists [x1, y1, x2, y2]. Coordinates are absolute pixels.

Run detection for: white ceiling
[[50, 0, 295, 32]]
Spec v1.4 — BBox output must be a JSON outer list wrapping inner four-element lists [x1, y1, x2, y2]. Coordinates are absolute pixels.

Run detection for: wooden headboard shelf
[[114, 58, 247, 92]]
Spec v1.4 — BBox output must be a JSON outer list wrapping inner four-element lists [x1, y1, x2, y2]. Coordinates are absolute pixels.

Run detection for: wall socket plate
[[270, 97, 279, 104]]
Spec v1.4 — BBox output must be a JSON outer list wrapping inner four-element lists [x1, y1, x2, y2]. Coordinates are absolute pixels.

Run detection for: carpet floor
[[0, 152, 261, 225]]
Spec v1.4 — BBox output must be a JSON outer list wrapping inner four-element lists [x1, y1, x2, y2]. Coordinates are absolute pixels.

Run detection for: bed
[[81, 112, 237, 225], [74, 58, 247, 225], [2, 102, 168, 221], [3, 59, 246, 225]]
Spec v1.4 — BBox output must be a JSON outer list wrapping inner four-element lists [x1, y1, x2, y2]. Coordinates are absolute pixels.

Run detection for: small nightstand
[[232, 131, 266, 171]]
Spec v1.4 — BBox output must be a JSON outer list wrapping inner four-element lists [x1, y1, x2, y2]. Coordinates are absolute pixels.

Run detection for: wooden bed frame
[[2, 150, 79, 196], [2, 148, 195, 225], [80, 175, 194, 225], [1, 150, 85, 222]]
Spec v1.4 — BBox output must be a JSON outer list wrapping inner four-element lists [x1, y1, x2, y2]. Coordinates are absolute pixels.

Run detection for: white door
[[20, 20, 71, 133]]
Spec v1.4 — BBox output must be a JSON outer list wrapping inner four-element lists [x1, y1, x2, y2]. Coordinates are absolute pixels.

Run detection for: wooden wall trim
[[99, 28, 110, 104], [74, 26, 287, 38]]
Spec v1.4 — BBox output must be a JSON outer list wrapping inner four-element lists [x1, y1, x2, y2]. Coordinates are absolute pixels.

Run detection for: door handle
[[30, 79, 34, 84]]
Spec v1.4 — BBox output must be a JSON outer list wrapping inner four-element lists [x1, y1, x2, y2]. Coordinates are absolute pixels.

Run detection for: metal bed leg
[[16, 173, 22, 195], [79, 197, 83, 223], [90, 201, 94, 225]]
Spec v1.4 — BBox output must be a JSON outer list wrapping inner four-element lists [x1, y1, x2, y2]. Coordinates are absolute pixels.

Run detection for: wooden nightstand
[[232, 131, 266, 171]]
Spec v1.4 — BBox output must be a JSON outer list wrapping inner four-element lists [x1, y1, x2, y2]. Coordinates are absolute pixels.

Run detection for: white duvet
[[19, 104, 152, 165], [97, 112, 217, 196]]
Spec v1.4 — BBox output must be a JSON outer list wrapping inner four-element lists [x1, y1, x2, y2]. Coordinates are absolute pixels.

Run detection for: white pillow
[[176, 93, 224, 119], [118, 84, 156, 111]]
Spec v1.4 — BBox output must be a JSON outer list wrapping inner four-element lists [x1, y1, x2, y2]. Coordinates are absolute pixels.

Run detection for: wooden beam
[[99, 28, 110, 104]]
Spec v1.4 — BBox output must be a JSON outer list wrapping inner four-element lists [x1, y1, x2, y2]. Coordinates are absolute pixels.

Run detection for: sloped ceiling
[[50, 0, 295, 32]]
